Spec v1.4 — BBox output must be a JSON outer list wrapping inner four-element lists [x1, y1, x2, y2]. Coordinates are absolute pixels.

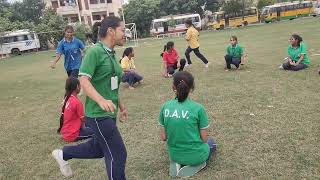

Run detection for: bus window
[[27, 34, 34, 40], [250, 9, 257, 15]]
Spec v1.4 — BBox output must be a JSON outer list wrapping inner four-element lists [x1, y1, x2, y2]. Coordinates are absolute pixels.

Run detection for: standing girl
[[120, 47, 143, 89], [280, 34, 310, 71], [161, 41, 186, 77], [57, 77, 94, 142], [158, 71, 216, 177], [184, 19, 209, 68], [224, 36, 245, 71], [52, 16, 128, 179], [51, 25, 85, 78]]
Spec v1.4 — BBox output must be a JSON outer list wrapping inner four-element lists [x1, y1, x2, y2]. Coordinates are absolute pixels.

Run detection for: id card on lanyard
[[101, 43, 118, 90]]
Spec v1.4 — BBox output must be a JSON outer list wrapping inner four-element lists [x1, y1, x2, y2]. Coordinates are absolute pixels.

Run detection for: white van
[[0, 30, 40, 55]]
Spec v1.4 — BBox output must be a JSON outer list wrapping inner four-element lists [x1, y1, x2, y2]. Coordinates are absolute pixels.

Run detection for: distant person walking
[[50, 25, 85, 78], [184, 19, 209, 68]]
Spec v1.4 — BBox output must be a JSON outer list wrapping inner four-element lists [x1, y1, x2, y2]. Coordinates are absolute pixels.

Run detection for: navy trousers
[[63, 117, 127, 180]]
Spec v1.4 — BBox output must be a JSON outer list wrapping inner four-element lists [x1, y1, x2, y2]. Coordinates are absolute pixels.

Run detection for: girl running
[[52, 16, 128, 179], [158, 71, 216, 177], [51, 25, 85, 78], [161, 41, 186, 77], [184, 19, 209, 68], [57, 77, 94, 142]]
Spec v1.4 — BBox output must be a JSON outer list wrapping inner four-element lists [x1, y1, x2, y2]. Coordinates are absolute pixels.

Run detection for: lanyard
[[99, 42, 116, 76]]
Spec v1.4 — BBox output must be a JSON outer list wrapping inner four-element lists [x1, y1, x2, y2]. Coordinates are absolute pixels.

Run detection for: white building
[[45, 0, 123, 26]]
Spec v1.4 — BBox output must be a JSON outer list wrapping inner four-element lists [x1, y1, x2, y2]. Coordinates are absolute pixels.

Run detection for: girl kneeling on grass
[[224, 36, 245, 71], [57, 77, 94, 142], [279, 34, 310, 71], [161, 41, 186, 77], [120, 47, 143, 89], [158, 71, 217, 177]]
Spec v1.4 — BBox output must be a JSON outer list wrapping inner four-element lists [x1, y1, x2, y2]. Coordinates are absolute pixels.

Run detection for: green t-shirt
[[287, 43, 310, 65], [79, 42, 123, 118], [226, 43, 244, 58], [158, 98, 210, 165]]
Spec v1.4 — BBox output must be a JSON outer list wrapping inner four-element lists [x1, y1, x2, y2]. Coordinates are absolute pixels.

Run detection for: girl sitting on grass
[[158, 71, 217, 177], [57, 77, 94, 142], [120, 47, 143, 89], [224, 36, 245, 71], [161, 41, 186, 77], [279, 34, 310, 71]]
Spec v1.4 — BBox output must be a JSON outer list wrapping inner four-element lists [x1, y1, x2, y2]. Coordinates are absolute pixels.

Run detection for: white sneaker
[[279, 64, 284, 69], [205, 62, 210, 68], [185, 63, 191, 67], [52, 149, 73, 177]]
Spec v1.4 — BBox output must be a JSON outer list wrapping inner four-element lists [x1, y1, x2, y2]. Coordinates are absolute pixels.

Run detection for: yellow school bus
[[261, 1, 314, 23], [209, 7, 259, 30]]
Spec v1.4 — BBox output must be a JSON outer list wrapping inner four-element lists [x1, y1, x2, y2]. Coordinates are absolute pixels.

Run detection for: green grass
[[1, 17, 320, 179]]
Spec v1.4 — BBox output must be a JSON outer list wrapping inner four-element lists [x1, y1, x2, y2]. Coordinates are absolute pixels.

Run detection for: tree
[[257, 0, 275, 10], [222, 0, 243, 15], [124, 0, 161, 37], [204, 0, 222, 12], [34, 8, 67, 49], [10, 0, 46, 24]]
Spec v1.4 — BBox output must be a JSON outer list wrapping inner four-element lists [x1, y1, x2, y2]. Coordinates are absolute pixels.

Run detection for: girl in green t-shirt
[[224, 36, 245, 71], [159, 71, 216, 177], [280, 34, 310, 71]]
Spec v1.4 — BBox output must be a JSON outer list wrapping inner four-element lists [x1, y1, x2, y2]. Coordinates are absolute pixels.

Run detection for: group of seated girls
[[224, 34, 309, 71]]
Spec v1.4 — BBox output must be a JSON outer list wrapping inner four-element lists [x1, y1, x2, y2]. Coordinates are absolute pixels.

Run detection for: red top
[[163, 48, 179, 65], [61, 94, 84, 142]]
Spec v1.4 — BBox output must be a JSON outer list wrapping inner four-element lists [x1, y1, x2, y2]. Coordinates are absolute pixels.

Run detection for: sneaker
[[177, 162, 207, 177], [279, 64, 284, 69], [169, 161, 181, 177], [129, 86, 135, 90], [185, 63, 191, 67], [52, 149, 73, 177], [205, 62, 210, 68]]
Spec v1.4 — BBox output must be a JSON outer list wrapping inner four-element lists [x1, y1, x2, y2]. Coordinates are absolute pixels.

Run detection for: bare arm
[[79, 76, 116, 112], [118, 97, 128, 122], [200, 129, 208, 142], [295, 54, 304, 65], [160, 127, 166, 141], [50, 54, 62, 68], [162, 61, 168, 77]]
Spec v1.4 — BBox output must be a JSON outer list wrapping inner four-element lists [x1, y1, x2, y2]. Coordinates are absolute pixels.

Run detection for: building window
[[100, 0, 105, 3], [90, 0, 98, 4], [70, 16, 79, 23], [92, 14, 101, 20], [60, 0, 77, 6], [51, 0, 59, 9], [107, 0, 112, 3], [109, 12, 115, 16]]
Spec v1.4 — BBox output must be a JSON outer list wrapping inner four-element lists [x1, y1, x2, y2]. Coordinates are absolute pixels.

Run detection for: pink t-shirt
[[61, 95, 84, 142], [163, 48, 179, 65]]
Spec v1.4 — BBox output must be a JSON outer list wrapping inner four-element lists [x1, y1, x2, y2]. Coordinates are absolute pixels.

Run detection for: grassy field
[[1, 17, 320, 179]]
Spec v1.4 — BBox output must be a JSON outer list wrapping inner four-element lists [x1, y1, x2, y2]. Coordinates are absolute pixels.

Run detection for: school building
[[44, 0, 124, 26]]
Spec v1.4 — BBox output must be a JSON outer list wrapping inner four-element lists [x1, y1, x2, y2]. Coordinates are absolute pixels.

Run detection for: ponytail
[[57, 93, 72, 133], [160, 45, 167, 57], [92, 22, 101, 44], [176, 80, 190, 102], [57, 77, 80, 133], [173, 71, 194, 103]]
